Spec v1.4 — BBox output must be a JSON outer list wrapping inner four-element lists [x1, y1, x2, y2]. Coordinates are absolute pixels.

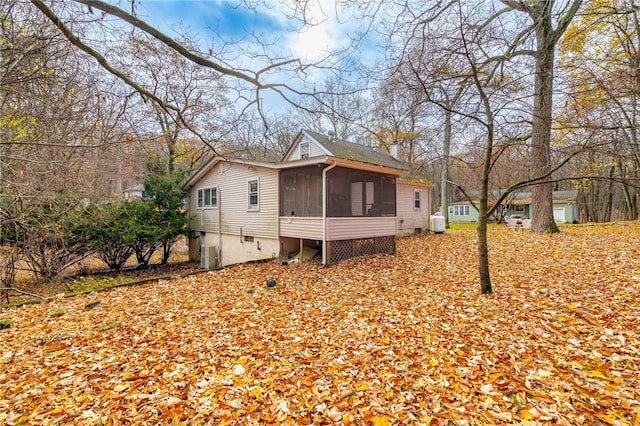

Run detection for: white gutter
[[322, 161, 338, 265]]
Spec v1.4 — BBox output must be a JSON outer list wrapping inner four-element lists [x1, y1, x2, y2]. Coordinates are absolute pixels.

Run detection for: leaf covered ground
[[1, 223, 639, 425]]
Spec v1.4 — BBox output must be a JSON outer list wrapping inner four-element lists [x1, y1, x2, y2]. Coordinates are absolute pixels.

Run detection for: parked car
[[505, 214, 527, 225]]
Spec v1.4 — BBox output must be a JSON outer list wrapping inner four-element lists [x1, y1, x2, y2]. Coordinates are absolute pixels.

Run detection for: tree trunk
[[530, 11, 559, 233], [478, 109, 494, 295], [605, 165, 615, 221], [440, 107, 452, 228], [477, 196, 492, 294]]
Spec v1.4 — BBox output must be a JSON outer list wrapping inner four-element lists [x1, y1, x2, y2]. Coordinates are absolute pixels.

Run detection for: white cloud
[[291, 23, 334, 61], [286, 1, 340, 61]]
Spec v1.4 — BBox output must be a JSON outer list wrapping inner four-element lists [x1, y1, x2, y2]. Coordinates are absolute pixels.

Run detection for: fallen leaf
[[590, 370, 610, 380], [2, 224, 640, 424]]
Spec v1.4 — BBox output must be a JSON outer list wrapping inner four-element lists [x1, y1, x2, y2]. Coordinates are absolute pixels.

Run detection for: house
[[184, 130, 432, 268], [123, 184, 145, 200], [396, 176, 434, 236], [448, 190, 579, 223]]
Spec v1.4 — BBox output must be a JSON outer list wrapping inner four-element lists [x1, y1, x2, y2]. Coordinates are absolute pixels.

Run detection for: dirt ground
[[2, 238, 200, 305]]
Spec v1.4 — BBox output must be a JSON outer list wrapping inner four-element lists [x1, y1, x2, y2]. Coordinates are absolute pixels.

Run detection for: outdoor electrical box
[[200, 246, 218, 269]]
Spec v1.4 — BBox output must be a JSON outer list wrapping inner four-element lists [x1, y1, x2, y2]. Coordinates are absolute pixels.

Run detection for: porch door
[[350, 181, 375, 216]]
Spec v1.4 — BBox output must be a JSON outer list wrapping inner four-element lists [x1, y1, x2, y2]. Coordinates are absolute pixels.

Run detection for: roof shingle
[[304, 130, 409, 171]]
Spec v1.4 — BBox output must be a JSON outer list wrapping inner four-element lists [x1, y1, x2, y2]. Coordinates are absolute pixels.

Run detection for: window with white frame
[[414, 189, 422, 210], [451, 205, 470, 216], [197, 187, 218, 208], [514, 205, 525, 213], [299, 142, 310, 159], [248, 179, 259, 210]]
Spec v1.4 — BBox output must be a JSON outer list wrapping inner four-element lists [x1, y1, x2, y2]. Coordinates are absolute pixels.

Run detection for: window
[[452, 205, 470, 216], [414, 189, 422, 210], [280, 167, 323, 216], [248, 179, 259, 210], [326, 167, 396, 217], [197, 187, 217, 208], [381, 177, 396, 216], [514, 205, 525, 213], [299, 142, 310, 159]]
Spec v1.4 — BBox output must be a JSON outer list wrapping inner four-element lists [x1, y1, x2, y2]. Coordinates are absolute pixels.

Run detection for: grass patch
[[66, 276, 132, 294], [98, 322, 118, 332], [1, 299, 41, 309], [0, 319, 14, 330], [448, 222, 477, 231], [84, 301, 101, 310]]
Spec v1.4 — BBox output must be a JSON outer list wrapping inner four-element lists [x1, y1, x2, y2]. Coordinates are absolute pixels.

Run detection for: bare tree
[[30, 0, 341, 138], [0, 1, 149, 283], [500, 0, 583, 232], [118, 34, 232, 174], [558, 0, 640, 220], [374, 0, 587, 292]]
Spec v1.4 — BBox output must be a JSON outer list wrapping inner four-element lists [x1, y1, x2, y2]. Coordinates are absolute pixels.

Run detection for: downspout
[[276, 169, 280, 259], [322, 161, 338, 265], [186, 191, 192, 260], [218, 189, 222, 266]]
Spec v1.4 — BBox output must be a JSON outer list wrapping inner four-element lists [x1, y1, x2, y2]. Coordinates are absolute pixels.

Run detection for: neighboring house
[[184, 129, 432, 268], [123, 184, 145, 200], [448, 190, 579, 223]]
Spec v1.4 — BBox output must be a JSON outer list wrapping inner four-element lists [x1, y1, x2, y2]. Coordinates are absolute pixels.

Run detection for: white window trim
[[452, 204, 470, 216], [414, 189, 422, 210], [299, 141, 310, 159], [196, 186, 218, 209], [248, 178, 259, 211]]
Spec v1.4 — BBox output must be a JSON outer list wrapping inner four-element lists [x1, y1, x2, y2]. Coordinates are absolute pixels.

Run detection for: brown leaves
[[1, 223, 639, 424]]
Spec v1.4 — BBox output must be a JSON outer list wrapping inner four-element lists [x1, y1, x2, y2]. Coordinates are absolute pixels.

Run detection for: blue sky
[[135, 1, 355, 63], [128, 1, 383, 112], [138, 1, 290, 42]]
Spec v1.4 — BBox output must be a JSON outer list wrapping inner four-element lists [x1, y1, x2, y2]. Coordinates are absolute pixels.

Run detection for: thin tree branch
[[0, 288, 45, 301]]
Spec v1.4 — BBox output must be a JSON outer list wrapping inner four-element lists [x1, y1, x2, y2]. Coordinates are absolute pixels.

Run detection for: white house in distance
[[122, 184, 145, 200], [184, 130, 432, 268]]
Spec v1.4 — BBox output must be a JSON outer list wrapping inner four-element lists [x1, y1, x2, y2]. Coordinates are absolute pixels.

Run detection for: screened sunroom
[[279, 164, 398, 264]]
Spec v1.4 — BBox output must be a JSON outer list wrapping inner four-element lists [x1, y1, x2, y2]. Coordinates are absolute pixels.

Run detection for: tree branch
[[0, 288, 45, 301], [30, 0, 183, 116]]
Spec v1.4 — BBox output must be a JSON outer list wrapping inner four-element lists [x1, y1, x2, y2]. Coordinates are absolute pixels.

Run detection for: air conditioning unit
[[200, 246, 218, 269]]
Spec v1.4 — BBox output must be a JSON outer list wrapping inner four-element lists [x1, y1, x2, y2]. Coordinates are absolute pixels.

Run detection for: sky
[[131, 0, 380, 112], [136, 1, 366, 66]]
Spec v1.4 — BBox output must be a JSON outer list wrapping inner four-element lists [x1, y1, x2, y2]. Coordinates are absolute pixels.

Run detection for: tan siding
[[219, 165, 279, 239], [284, 134, 328, 161], [309, 138, 327, 157], [188, 162, 279, 239], [396, 183, 431, 235], [279, 217, 323, 239], [326, 217, 396, 240], [188, 163, 221, 234], [200, 209, 220, 232]]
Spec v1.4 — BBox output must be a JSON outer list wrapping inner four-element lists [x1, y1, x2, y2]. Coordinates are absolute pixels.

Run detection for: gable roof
[[398, 175, 433, 188], [187, 130, 418, 188], [295, 130, 410, 171], [184, 157, 279, 188]]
